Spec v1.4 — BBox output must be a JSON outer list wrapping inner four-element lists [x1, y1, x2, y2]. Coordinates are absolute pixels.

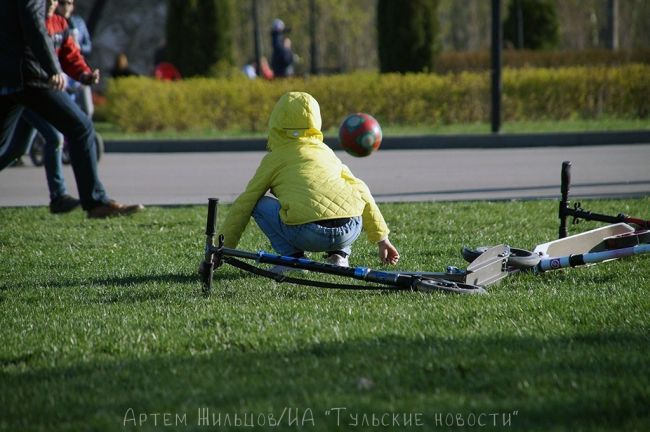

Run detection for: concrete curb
[[104, 130, 650, 153]]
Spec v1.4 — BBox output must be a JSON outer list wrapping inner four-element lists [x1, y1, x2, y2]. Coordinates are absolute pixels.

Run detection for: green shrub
[[377, 0, 440, 73], [435, 48, 650, 73], [166, 0, 234, 77], [501, 65, 650, 120], [105, 65, 650, 132], [503, 0, 559, 50]]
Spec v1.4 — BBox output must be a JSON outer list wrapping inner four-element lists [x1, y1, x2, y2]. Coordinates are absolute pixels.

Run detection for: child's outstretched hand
[[378, 238, 400, 265]]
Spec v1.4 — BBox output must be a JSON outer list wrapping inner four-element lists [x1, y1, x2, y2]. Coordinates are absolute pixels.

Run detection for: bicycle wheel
[[61, 139, 71, 165], [95, 132, 104, 163], [415, 278, 487, 295], [61, 133, 104, 164], [29, 133, 46, 166]]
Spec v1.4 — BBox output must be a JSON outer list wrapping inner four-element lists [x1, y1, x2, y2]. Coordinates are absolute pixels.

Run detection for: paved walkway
[[2, 144, 649, 208]]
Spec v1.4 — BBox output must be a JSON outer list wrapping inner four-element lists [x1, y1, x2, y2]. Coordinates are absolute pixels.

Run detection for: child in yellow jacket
[[220, 91, 399, 272]]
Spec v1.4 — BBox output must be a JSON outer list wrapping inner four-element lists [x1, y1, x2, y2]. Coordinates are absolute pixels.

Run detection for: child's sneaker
[[269, 252, 307, 275], [269, 265, 306, 275], [326, 253, 349, 267]]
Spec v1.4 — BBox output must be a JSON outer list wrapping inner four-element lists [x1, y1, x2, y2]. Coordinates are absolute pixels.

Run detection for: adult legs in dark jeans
[[20, 110, 81, 213], [23, 110, 67, 199], [0, 88, 105, 207], [11, 113, 68, 197], [0, 88, 143, 217], [0, 97, 26, 167], [19, 86, 107, 210]]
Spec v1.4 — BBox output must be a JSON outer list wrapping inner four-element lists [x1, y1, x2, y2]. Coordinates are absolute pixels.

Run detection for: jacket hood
[[267, 92, 324, 150]]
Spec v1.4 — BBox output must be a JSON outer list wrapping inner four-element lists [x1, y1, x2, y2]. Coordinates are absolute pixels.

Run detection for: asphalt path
[[1, 144, 649, 207]]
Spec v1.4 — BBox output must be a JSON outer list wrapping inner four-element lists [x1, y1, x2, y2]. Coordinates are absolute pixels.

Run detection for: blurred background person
[[270, 19, 294, 78], [56, 0, 95, 118], [242, 56, 274, 80], [110, 52, 139, 78]]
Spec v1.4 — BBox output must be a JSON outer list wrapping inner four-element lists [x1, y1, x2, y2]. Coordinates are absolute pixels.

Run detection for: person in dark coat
[[270, 19, 295, 78]]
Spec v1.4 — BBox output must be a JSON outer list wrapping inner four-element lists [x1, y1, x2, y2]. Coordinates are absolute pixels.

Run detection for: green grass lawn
[[95, 118, 650, 141], [1, 199, 649, 431]]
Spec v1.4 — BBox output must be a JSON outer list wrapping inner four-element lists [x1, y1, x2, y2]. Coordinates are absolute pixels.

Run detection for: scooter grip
[[560, 161, 571, 199], [559, 161, 571, 238], [206, 198, 219, 236], [202, 198, 219, 294]]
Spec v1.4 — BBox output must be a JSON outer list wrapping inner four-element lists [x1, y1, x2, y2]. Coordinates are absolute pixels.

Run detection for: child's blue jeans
[[252, 196, 362, 257]]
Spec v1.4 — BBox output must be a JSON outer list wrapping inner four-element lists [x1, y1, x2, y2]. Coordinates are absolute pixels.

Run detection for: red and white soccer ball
[[338, 113, 382, 157]]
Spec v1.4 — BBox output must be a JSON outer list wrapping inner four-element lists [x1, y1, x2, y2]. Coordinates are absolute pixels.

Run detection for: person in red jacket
[[46, 0, 99, 86]]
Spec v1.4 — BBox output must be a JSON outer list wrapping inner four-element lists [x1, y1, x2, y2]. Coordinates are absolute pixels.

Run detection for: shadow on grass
[[89, 269, 400, 301], [90, 273, 200, 287], [2, 332, 648, 431], [20, 271, 240, 290], [88, 272, 249, 303]]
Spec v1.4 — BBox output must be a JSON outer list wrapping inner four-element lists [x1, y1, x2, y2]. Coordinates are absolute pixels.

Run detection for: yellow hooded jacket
[[220, 92, 389, 248]]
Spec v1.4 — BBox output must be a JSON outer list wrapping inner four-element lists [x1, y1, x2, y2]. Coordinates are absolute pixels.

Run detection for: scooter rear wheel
[[415, 278, 487, 295], [28, 134, 46, 167]]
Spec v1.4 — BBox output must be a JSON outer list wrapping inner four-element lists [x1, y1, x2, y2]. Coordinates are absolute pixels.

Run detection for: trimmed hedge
[[435, 49, 650, 73], [105, 64, 650, 132]]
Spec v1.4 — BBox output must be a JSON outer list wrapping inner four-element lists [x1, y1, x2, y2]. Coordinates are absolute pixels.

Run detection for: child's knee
[[253, 196, 279, 217]]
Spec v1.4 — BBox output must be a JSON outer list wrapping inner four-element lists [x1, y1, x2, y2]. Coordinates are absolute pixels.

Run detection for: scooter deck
[[533, 223, 636, 257]]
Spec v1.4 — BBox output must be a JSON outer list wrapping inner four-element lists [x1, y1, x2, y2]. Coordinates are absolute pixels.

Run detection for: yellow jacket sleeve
[[341, 165, 390, 243], [219, 156, 275, 248]]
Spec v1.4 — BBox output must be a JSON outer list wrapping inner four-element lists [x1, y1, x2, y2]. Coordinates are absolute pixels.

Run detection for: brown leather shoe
[[87, 200, 145, 219]]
